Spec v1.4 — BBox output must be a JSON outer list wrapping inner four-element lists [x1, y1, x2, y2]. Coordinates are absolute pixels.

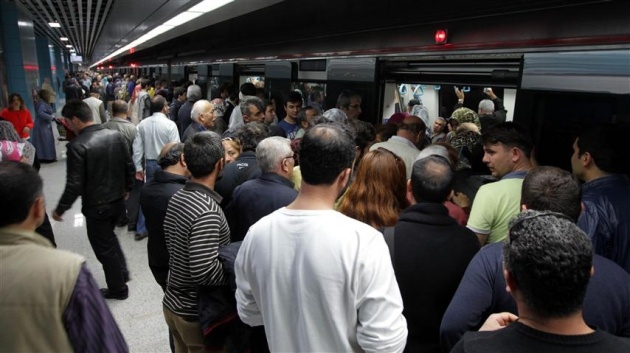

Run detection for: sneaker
[[134, 232, 148, 241], [116, 218, 129, 227], [100, 287, 128, 300]]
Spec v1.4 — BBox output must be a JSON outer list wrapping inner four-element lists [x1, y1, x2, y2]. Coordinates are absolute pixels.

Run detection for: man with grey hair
[[225, 136, 298, 242], [177, 84, 202, 137], [336, 89, 362, 120], [221, 96, 265, 138], [103, 100, 135, 147], [454, 87, 506, 132], [181, 100, 217, 142]]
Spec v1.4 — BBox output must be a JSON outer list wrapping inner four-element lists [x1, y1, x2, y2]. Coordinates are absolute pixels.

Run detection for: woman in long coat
[[31, 90, 57, 162]]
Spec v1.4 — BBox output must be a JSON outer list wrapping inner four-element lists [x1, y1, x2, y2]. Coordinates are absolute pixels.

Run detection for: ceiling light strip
[[91, 0, 235, 67]]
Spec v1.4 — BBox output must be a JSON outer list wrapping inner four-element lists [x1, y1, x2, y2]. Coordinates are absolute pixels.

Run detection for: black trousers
[[83, 199, 129, 292], [125, 179, 144, 229]]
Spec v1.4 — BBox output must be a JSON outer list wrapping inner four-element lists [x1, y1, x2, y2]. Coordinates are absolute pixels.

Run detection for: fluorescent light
[[188, 0, 234, 13], [65, 45, 73, 48], [164, 11, 203, 26], [90, 0, 234, 68], [48, 22, 61, 28], [140, 25, 174, 42], [60, 37, 68, 41]]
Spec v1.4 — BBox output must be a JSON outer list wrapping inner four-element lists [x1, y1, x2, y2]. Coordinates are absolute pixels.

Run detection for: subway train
[[95, 0, 629, 172]]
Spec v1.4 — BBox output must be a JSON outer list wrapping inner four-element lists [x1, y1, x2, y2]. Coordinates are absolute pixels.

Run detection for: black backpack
[[106, 82, 115, 98]]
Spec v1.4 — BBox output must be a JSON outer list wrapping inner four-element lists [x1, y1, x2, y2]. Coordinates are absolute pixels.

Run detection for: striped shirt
[[163, 181, 230, 318]]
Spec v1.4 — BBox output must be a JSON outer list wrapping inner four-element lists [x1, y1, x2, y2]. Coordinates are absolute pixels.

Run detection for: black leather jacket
[[55, 124, 134, 214]]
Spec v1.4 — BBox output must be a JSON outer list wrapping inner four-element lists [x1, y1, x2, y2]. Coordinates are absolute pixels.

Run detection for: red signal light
[[130, 48, 135, 54], [435, 29, 448, 45]]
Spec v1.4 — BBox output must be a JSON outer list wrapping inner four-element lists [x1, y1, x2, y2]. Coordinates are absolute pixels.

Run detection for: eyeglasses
[[348, 104, 361, 109]]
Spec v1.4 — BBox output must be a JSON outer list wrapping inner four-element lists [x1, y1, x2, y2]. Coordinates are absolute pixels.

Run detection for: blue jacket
[[578, 174, 630, 274], [224, 172, 297, 242], [440, 242, 630, 352]]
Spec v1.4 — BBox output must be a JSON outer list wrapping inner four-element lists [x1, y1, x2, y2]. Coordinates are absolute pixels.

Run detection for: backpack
[[106, 82, 115, 98], [138, 93, 151, 120], [116, 84, 129, 101]]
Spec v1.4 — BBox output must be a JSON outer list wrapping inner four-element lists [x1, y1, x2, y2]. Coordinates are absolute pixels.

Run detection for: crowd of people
[[1, 70, 630, 352]]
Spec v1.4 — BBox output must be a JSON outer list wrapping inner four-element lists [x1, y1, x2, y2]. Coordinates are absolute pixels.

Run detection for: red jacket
[[1, 108, 34, 139]]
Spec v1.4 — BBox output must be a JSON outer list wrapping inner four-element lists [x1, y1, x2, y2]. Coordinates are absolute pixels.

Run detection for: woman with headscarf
[[0, 120, 36, 166], [31, 90, 58, 162], [1, 93, 34, 139]]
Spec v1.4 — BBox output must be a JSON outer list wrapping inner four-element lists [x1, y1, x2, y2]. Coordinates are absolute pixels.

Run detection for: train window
[[383, 83, 516, 125], [292, 82, 326, 113], [241, 76, 265, 88]]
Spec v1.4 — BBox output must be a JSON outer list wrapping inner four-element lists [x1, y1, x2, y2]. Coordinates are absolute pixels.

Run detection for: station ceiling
[[16, 0, 283, 64], [15, 0, 623, 66]]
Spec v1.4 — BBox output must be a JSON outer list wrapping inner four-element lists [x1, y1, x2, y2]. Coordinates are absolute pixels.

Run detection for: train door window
[[291, 82, 326, 113], [384, 83, 515, 126], [385, 83, 441, 125]]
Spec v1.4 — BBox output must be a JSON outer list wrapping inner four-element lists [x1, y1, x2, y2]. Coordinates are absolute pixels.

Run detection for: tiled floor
[[40, 134, 170, 353]]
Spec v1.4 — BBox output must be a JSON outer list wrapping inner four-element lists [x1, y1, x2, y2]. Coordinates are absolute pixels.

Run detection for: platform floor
[[40, 134, 170, 352]]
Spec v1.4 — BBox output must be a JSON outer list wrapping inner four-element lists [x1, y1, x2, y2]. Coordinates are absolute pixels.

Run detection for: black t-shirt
[[451, 321, 630, 353]]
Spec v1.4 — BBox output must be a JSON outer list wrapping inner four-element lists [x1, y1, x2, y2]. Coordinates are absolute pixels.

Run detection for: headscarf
[[322, 108, 348, 124], [449, 130, 483, 171], [450, 107, 481, 131], [0, 120, 35, 165]]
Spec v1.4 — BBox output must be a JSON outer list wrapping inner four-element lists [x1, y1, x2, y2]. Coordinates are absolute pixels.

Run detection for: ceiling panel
[[18, 0, 115, 59]]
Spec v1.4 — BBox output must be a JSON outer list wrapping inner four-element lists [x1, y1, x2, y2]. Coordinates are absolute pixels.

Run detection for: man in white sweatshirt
[[235, 123, 408, 352]]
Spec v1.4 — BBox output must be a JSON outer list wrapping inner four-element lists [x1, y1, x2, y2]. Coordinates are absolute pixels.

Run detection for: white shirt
[[235, 208, 408, 352], [82, 96, 105, 124], [132, 112, 180, 171]]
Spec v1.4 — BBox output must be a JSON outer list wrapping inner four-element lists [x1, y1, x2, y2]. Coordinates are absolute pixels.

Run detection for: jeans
[[136, 159, 160, 234]]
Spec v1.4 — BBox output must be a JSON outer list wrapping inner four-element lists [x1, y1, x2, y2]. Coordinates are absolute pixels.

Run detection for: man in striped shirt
[[163, 131, 229, 353]]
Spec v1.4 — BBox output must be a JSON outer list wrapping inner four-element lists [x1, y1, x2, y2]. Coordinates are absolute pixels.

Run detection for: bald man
[[369, 115, 427, 178]]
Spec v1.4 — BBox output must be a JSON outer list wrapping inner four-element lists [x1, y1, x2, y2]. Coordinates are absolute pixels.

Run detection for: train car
[[109, 0, 628, 171]]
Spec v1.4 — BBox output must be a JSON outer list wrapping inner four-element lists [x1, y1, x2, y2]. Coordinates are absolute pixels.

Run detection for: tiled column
[[36, 36, 53, 89], [0, 0, 40, 114]]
